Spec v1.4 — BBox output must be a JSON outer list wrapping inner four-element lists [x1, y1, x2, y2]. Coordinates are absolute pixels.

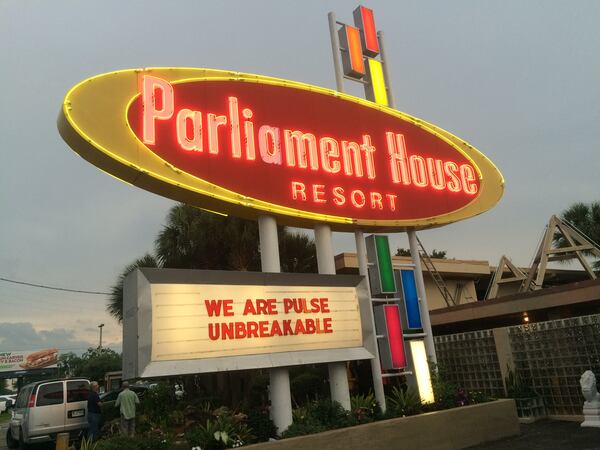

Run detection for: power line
[[0, 276, 110, 296]]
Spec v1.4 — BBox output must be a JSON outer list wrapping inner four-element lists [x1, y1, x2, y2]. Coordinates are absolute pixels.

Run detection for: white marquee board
[[123, 269, 375, 379]]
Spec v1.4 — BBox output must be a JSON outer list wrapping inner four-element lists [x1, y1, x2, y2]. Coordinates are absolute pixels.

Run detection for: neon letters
[[141, 75, 479, 202]]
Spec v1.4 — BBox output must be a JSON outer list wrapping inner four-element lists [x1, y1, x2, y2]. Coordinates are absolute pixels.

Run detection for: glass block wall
[[509, 314, 600, 416], [434, 313, 600, 416], [434, 329, 505, 398]]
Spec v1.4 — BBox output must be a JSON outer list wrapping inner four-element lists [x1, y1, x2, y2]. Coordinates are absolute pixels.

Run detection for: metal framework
[[522, 215, 600, 291], [485, 255, 527, 299], [416, 235, 456, 307]]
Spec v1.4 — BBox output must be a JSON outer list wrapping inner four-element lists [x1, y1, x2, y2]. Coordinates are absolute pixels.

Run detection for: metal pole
[[328, 12, 344, 92], [377, 31, 396, 109], [314, 223, 351, 411], [355, 230, 387, 412], [407, 230, 437, 365], [98, 323, 104, 349], [258, 215, 293, 434], [328, 11, 385, 412]]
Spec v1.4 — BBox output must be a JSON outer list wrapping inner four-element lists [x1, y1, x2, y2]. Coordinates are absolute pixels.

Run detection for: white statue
[[580, 370, 600, 427]]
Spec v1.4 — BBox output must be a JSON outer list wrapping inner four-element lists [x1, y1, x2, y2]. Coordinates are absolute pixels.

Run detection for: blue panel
[[400, 269, 422, 329]]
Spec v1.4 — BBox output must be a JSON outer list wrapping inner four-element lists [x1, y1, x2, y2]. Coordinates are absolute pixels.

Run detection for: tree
[[58, 349, 121, 383], [108, 254, 159, 323], [556, 201, 600, 270], [58, 352, 83, 378], [76, 348, 121, 383], [107, 204, 317, 322], [396, 248, 447, 259]]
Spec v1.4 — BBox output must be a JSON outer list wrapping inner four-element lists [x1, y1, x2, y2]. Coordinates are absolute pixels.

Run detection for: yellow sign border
[[58, 68, 503, 231]]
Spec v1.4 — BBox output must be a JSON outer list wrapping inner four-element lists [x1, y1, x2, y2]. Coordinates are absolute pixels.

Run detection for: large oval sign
[[58, 68, 503, 231]]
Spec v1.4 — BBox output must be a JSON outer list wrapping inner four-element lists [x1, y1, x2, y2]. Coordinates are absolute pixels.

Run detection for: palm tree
[[556, 201, 600, 270], [107, 253, 159, 323], [107, 204, 317, 322]]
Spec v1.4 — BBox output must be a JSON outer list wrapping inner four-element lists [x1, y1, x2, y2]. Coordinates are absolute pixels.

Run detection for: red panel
[[384, 305, 406, 369], [127, 79, 480, 222], [359, 6, 379, 56]]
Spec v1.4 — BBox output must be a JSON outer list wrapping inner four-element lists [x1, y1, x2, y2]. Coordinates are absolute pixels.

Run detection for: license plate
[[69, 409, 85, 418]]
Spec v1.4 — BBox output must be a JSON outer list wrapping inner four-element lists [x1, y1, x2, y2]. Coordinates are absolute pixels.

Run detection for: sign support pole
[[314, 223, 351, 411], [258, 215, 293, 434], [355, 230, 387, 412], [328, 9, 386, 412], [408, 230, 437, 365], [379, 24, 438, 368]]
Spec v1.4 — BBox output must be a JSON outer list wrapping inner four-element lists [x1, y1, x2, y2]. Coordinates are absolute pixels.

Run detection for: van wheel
[[18, 429, 29, 450], [5, 428, 18, 450]]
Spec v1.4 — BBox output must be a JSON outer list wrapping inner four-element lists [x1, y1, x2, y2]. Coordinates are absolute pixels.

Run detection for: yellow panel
[[368, 59, 388, 106], [409, 340, 434, 403]]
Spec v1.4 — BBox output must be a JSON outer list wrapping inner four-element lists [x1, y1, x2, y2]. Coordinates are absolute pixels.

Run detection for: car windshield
[[100, 391, 118, 401]]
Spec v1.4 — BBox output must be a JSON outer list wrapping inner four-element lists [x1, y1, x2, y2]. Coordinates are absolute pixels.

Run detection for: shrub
[[350, 393, 380, 423], [505, 367, 537, 398], [94, 435, 172, 450], [186, 415, 253, 449], [306, 399, 353, 429], [142, 382, 177, 423], [290, 367, 328, 405], [283, 399, 354, 438], [281, 421, 326, 438], [94, 436, 140, 450], [468, 390, 491, 404], [430, 368, 460, 410], [386, 386, 422, 417], [246, 409, 277, 442]]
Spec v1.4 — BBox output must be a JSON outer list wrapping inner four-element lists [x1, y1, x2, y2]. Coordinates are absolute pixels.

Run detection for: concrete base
[[581, 406, 600, 428], [245, 399, 519, 450]]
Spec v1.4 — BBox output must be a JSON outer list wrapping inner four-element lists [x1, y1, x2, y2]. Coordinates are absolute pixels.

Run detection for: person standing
[[115, 381, 140, 437], [87, 381, 102, 441]]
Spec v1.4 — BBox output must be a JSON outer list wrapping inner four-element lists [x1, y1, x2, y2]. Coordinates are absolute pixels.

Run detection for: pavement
[[467, 419, 600, 450]]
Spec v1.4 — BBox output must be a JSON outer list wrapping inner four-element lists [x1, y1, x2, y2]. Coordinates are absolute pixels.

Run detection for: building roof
[[430, 278, 600, 334]]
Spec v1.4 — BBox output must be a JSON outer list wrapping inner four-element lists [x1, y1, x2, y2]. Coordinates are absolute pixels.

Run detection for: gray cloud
[[0, 322, 94, 353]]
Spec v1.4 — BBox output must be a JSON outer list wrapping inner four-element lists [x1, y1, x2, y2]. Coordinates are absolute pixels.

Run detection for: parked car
[[6, 378, 90, 449], [99, 385, 148, 421], [0, 395, 17, 410]]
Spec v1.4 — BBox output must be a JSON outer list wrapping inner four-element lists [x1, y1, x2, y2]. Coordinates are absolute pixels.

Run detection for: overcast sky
[[1, 0, 599, 353]]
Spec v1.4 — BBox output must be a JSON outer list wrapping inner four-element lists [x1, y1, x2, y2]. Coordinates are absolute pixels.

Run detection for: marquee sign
[[122, 268, 375, 378], [58, 68, 503, 231]]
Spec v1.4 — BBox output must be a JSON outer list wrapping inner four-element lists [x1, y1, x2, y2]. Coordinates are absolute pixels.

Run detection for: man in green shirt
[[115, 381, 140, 437]]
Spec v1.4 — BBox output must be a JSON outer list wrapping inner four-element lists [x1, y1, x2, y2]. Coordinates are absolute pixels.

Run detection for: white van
[[6, 378, 90, 449]]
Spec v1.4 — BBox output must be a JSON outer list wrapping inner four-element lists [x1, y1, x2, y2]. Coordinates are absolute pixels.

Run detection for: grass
[[0, 411, 10, 424]]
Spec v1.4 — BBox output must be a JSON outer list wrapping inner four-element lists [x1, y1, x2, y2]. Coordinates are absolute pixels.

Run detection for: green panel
[[375, 235, 396, 293]]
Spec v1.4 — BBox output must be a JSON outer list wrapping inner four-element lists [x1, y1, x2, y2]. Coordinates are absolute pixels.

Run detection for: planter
[[514, 397, 546, 423], [244, 399, 519, 450]]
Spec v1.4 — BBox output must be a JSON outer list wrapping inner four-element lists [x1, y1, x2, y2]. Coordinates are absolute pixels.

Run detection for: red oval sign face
[[58, 68, 503, 230]]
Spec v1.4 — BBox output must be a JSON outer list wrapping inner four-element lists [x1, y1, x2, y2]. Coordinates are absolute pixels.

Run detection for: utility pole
[[98, 323, 104, 349]]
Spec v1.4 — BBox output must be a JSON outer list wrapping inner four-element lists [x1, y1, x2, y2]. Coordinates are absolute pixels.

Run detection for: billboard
[[122, 269, 375, 379], [0, 348, 58, 373], [58, 68, 503, 231]]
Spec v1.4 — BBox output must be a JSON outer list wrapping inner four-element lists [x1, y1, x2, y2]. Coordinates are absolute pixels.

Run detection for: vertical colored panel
[[375, 235, 396, 293], [354, 5, 379, 56], [384, 305, 406, 368], [346, 25, 365, 76], [400, 269, 422, 329], [368, 59, 388, 106], [409, 340, 434, 403], [339, 24, 365, 78]]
